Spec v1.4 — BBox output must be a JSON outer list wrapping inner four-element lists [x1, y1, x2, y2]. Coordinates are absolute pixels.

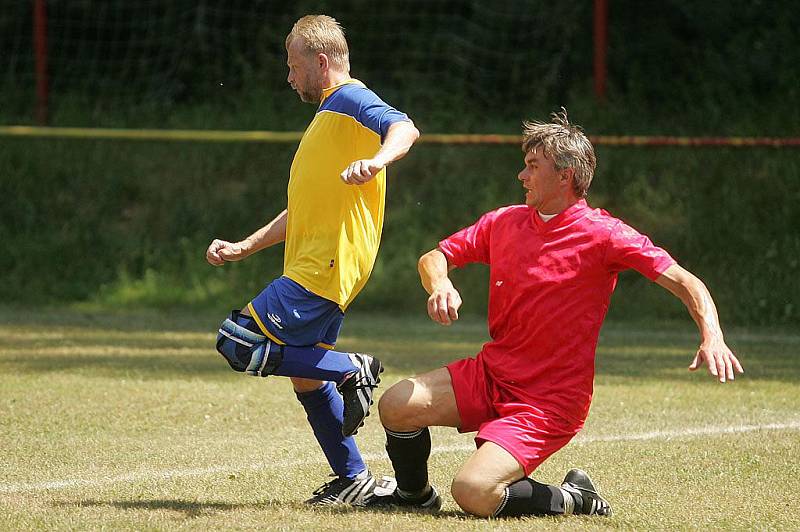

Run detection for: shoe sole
[[365, 487, 442, 512], [352, 362, 383, 435], [343, 354, 383, 437]]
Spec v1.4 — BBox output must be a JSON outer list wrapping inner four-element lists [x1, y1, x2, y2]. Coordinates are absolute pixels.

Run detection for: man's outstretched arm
[[206, 209, 288, 266], [418, 248, 462, 326], [655, 263, 744, 382], [341, 120, 420, 184]]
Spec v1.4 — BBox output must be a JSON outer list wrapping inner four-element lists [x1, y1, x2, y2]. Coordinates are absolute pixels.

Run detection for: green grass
[[1, 306, 798, 530]]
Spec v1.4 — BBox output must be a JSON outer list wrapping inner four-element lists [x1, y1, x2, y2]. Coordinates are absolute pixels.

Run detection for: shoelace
[[563, 482, 599, 496], [352, 366, 379, 391], [339, 370, 378, 393], [352, 379, 378, 392], [563, 483, 609, 515]]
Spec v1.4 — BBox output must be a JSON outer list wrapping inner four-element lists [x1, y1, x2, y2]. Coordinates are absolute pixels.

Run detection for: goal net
[[0, 1, 589, 127]]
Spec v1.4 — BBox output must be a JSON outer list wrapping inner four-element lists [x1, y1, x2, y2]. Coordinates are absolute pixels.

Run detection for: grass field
[[1, 306, 798, 530]]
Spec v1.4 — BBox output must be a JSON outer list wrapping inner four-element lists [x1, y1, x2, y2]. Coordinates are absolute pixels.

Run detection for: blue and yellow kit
[[283, 79, 410, 310]]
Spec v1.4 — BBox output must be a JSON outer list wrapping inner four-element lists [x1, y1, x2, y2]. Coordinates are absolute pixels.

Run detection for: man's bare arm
[[418, 248, 462, 326], [206, 209, 288, 266], [655, 263, 744, 382]]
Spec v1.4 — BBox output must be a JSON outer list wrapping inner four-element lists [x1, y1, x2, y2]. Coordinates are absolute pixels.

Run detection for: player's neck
[[325, 70, 351, 88], [538, 196, 579, 218]]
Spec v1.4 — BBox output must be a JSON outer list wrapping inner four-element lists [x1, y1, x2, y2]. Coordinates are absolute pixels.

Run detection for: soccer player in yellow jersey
[[206, 15, 419, 505]]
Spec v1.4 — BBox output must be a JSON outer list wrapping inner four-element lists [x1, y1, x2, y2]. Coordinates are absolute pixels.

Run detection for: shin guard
[[216, 310, 283, 377], [385, 427, 432, 494], [494, 477, 573, 517]]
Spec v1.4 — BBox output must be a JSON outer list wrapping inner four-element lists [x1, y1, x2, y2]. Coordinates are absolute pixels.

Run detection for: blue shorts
[[246, 276, 344, 348]]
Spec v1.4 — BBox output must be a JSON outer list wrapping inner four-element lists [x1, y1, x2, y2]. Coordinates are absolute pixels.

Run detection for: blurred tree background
[[1, 0, 798, 326]]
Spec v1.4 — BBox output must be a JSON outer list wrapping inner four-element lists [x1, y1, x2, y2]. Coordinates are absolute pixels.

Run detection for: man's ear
[[561, 167, 575, 183], [317, 52, 329, 71]]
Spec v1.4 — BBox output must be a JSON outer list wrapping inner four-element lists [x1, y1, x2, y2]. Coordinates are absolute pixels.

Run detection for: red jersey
[[438, 200, 675, 426]]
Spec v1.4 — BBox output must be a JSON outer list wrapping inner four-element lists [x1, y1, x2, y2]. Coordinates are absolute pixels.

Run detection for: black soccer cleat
[[305, 470, 380, 506], [561, 469, 612, 516], [365, 484, 442, 512], [338, 353, 383, 437]]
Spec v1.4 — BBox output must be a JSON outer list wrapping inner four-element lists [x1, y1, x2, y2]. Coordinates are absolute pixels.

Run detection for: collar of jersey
[[531, 199, 588, 231], [319, 78, 364, 106]]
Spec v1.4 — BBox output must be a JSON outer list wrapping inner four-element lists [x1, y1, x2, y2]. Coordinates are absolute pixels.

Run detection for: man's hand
[[427, 283, 462, 326], [340, 158, 385, 185], [206, 239, 249, 266], [341, 120, 420, 185], [689, 339, 744, 383], [655, 264, 744, 384]]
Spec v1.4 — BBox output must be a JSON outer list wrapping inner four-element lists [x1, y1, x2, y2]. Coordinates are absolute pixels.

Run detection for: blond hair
[[286, 15, 350, 72], [522, 108, 596, 198]]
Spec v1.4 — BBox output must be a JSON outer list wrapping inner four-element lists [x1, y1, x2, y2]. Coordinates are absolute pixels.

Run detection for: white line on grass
[[2, 420, 798, 495]]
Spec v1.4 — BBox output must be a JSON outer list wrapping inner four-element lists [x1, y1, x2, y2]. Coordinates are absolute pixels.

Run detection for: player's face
[[286, 38, 324, 103], [517, 146, 567, 214]]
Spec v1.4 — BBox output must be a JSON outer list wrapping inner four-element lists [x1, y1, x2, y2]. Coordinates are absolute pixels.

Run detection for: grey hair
[[522, 108, 596, 198]]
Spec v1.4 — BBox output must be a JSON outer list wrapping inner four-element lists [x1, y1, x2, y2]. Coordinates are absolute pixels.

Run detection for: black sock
[[385, 427, 431, 495], [494, 477, 579, 517]]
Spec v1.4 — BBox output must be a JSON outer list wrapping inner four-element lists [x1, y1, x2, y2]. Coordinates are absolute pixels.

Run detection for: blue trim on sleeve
[[318, 83, 409, 141]]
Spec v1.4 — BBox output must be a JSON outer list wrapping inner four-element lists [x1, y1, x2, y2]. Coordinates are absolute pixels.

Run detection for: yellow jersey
[[283, 79, 410, 310]]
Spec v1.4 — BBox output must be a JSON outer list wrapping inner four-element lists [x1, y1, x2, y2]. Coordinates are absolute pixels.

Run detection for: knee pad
[[216, 310, 283, 377]]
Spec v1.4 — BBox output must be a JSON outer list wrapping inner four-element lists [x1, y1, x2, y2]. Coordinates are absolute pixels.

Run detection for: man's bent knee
[[215, 309, 282, 377], [451, 472, 505, 517], [379, 369, 460, 431], [451, 441, 525, 517], [378, 379, 422, 430]]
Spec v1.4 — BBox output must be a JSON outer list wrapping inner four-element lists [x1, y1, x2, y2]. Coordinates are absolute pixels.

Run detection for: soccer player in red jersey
[[366, 110, 743, 517]]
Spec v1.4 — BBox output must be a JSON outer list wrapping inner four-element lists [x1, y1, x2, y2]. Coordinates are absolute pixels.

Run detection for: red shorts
[[447, 356, 581, 475]]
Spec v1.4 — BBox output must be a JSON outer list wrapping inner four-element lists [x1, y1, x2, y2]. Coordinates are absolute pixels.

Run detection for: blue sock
[[271, 345, 357, 384], [296, 382, 366, 479]]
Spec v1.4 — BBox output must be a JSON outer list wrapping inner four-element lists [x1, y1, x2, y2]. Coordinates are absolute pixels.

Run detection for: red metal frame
[[593, 0, 608, 102]]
